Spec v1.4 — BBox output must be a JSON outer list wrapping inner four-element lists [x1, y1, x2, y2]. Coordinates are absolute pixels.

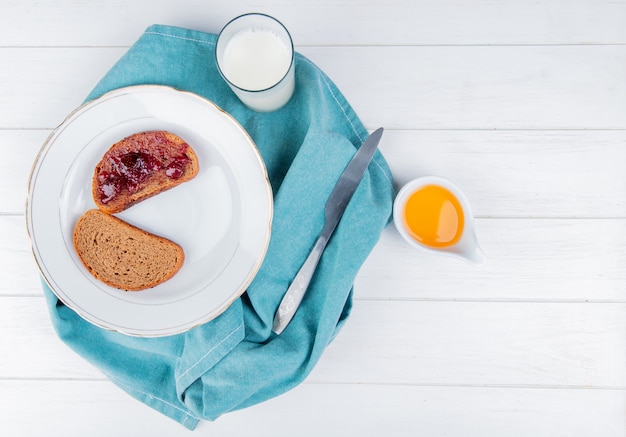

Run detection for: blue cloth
[[43, 24, 394, 430]]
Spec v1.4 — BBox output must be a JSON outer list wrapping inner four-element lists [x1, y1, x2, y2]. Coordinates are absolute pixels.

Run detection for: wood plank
[[1, 130, 48, 214], [299, 45, 626, 130], [8, 130, 626, 216], [310, 300, 626, 388], [0, 48, 125, 129], [0, 217, 42, 296], [0, 380, 623, 437], [1, 0, 625, 46], [380, 130, 626, 218], [0, 296, 103, 379], [1, 45, 624, 129], [356, 219, 626, 302], [3, 297, 624, 388], [8, 216, 626, 301]]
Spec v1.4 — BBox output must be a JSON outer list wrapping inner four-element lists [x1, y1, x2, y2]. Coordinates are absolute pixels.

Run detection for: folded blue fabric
[[42, 24, 394, 430]]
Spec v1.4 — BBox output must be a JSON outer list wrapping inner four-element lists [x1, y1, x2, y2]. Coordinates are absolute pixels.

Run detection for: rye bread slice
[[93, 131, 199, 214], [73, 209, 184, 291]]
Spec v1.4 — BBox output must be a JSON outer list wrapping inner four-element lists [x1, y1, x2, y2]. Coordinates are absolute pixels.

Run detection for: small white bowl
[[393, 176, 486, 266]]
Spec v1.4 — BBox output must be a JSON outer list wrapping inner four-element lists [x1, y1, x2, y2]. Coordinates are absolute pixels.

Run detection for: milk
[[222, 29, 292, 91], [216, 14, 295, 112]]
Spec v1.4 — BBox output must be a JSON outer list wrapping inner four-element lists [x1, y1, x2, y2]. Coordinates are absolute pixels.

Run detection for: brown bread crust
[[73, 209, 184, 291], [93, 131, 199, 214]]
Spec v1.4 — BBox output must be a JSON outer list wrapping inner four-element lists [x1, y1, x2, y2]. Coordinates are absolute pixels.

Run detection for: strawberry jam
[[95, 131, 192, 205], [164, 157, 188, 179]]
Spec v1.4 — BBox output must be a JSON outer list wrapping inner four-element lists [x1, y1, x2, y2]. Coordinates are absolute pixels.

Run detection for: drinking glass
[[216, 13, 295, 112]]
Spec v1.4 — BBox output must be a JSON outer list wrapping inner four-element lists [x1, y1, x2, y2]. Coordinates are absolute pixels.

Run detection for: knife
[[272, 127, 384, 334]]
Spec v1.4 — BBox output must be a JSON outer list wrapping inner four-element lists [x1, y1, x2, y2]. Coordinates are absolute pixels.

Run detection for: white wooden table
[[2, 1, 625, 435]]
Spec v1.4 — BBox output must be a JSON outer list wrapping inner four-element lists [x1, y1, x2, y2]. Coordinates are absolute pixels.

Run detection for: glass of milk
[[216, 13, 295, 112]]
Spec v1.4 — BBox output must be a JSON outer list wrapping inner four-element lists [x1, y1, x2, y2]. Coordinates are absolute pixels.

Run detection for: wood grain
[[2, 46, 625, 129], [356, 221, 626, 302], [1, 380, 623, 436], [8, 217, 626, 301], [10, 130, 626, 216], [2, 0, 625, 46], [2, 297, 624, 390]]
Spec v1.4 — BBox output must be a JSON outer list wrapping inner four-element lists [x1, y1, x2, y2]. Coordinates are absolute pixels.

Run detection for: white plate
[[26, 85, 273, 337]]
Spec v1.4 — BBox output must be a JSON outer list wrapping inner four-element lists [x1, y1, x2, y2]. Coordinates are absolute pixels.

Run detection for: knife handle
[[272, 235, 328, 334]]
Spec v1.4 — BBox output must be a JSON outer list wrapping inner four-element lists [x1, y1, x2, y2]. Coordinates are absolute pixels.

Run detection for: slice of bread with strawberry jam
[[93, 131, 199, 214]]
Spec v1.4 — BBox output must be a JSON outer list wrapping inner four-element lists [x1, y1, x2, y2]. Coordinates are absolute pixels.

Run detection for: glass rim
[[215, 12, 295, 93]]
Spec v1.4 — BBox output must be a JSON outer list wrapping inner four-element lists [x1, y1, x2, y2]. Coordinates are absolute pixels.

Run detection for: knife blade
[[272, 127, 384, 334]]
